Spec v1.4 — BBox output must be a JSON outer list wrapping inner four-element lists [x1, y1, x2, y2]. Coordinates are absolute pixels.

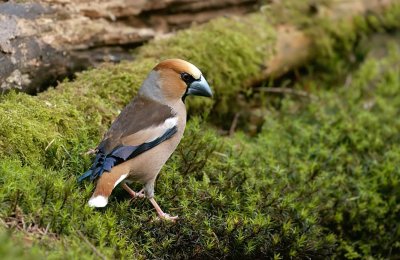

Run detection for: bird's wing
[[78, 96, 178, 182]]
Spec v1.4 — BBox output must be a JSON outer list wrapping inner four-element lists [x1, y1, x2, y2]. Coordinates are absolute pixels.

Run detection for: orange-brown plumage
[[79, 59, 212, 221], [155, 59, 203, 100]]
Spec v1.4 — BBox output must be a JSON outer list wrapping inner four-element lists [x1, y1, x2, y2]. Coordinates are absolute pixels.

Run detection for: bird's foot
[[124, 186, 178, 221], [149, 197, 178, 222], [158, 213, 179, 222], [135, 189, 146, 199]]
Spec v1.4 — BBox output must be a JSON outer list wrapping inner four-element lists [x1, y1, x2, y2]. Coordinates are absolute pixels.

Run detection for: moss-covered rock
[[2, 45, 399, 258], [1, 1, 400, 259]]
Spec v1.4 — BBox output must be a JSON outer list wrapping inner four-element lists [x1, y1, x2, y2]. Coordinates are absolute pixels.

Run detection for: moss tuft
[[0, 1, 400, 259], [138, 15, 275, 115]]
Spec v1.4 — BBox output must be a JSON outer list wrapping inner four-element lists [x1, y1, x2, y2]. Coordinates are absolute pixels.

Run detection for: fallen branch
[[229, 112, 241, 136], [247, 0, 398, 86]]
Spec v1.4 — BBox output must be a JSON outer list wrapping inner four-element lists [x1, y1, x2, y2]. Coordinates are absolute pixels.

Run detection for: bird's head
[[140, 59, 212, 102]]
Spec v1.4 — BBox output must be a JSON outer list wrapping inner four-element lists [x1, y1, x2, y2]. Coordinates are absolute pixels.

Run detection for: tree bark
[[0, 0, 260, 94]]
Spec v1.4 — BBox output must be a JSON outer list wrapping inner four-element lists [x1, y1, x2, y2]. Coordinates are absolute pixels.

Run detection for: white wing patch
[[144, 116, 178, 143], [164, 117, 178, 129], [113, 174, 128, 188]]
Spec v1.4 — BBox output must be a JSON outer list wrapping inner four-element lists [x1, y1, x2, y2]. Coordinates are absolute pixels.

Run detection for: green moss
[[0, 119, 336, 258], [0, 230, 42, 260], [2, 46, 400, 257], [138, 15, 275, 115], [261, 0, 333, 27], [0, 12, 278, 166], [258, 1, 400, 86], [307, 2, 400, 81], [1, 1, 400, 259]]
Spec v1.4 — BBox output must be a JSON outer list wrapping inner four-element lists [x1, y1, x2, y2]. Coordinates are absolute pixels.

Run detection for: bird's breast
[[125, 115, 186, 184]]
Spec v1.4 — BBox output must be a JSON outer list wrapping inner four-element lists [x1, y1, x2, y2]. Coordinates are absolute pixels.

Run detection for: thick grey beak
[[187, 75, 213, 98]]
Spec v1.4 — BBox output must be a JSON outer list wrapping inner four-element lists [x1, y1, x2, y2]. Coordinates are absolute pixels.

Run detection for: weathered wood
[[0, 0, 260, 93], [248, 0, 397, 86]]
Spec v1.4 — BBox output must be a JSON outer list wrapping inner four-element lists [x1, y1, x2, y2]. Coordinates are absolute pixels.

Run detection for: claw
[[135, 189, 145, 199], [160, 213, 179, 222], [149, 197, 178, 222], [123, 183, 177, 222]]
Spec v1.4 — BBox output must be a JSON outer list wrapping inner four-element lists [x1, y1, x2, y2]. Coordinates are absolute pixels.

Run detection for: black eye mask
[[180, 72, 197, 85]]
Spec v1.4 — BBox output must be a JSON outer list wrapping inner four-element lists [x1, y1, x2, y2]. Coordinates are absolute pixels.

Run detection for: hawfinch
[[78, 59, 212, 221]]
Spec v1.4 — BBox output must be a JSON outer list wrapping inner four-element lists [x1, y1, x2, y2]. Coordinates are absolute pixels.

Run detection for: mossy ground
[[1, 2, 400, 259]]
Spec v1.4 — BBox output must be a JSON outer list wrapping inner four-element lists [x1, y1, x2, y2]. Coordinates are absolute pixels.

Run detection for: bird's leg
[[122, 183, 145, 199], [123, 183, 177, 221], [148, 197, 178, 221]]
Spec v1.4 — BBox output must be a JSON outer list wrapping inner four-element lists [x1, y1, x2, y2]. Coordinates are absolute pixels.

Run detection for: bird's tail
[[77, 151, 111, 182]]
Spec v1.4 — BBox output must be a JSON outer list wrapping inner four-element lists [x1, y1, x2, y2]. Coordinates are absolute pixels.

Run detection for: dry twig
[[76, 230, 107, 260], [229, 112, 241, 136]]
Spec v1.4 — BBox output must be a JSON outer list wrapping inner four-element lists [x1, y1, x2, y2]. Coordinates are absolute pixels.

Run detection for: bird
[[78, 59, 212, 221]]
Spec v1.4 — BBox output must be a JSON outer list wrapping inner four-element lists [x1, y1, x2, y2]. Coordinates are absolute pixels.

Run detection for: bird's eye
[[180, 72, 195, 84]]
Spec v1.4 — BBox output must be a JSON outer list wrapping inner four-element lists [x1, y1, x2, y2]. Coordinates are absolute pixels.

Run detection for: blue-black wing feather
[[78, 126, 177, 182]]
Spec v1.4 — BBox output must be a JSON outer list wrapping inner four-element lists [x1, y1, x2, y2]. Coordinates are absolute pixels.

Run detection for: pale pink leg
[[122, 183, 145, 199], [149, 197, 178, 221], [123, 183, 177, 221]]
